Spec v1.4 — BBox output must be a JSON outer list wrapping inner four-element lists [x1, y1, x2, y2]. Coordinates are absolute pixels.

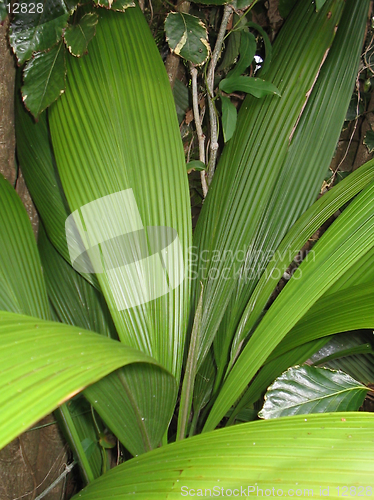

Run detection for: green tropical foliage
[[1, 0, 374, 497]]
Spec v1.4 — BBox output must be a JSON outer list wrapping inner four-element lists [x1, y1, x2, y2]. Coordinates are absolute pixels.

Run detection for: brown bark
[[0, 17, 16, 185], [0, 416, 70, 500]]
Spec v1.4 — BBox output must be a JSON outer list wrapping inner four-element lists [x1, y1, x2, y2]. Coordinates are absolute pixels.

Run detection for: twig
[[191, 66, 208, 197], [206, 4, 233, 185], [34, 462, 76, 500]]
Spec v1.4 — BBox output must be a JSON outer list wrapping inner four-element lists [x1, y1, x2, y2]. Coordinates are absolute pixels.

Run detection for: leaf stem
[[206, 4, 233, 185], [177, 284, 204, 440], [191, 65, 208, 197]]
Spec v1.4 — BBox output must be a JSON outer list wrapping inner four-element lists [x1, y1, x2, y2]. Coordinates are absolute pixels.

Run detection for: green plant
[[1, 0, 374, 497]]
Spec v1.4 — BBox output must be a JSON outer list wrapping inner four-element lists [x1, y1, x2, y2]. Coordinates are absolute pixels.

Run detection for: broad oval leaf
[[258, 366, 369, 419], [22, 41, 66, 118], [64, 12, 98, 56], [9, 0, 74, 64], [218, 29, 241, 71], [165, 12, 209, 65], [73, 413, 374, 499], [84, 364, 177, 456]]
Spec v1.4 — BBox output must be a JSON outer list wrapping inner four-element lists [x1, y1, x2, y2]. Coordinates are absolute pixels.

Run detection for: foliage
[[258, 366, 369, 419], [1, 0, 374, 498]]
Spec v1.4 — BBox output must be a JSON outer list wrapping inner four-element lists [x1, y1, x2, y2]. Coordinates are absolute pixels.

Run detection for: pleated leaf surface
[[72, 413, 374, 499], [192, 0, 345, 369], [0, 174, 49, 318], [0, 311, 175, 451], [205, 179, 374, 430], [49, 6, 191, 382]]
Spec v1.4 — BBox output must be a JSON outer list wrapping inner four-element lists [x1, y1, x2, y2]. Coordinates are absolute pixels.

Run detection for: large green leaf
[[15, 80, 99, 289], [258, 366, 369, 419], [73, 413, 374, 499], [39, 225, 175, 458], [49, 7, 191, 383], [84, 364, 177, 455], [216, 0, 369, 383], [327, 245, 374, 294], [0, 174, 49, 318], [230, 158, 374, 361], [204, 179, 374, 431], [0, 311, 175, 451], [273, 282, 374, 359], [191, 0, 345, 372], [0, 158, 104, 481]]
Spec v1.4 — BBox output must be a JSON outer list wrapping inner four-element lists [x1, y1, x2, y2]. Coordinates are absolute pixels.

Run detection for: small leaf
[[259, 366, 369, 419], [364, 129, 374, 153], [173, 79, 191, 124], [22, 41, 66, 118], [345, 94, 363, 121], [245, 22, 273, 76], [233, 0, 253, 10], [219, 75, 281, 98], [187, 160, 206, 173], [218, 30, 241, 71], [165, 12, 209, 65], [63, 12, 98, 56], [315, 0, 327, 12], [9, 0, 73, 65], [221, 95, 237, 142], [227, 31, 256, 79], [99, 433, 116, 449], [93, 0, 135, 11]]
